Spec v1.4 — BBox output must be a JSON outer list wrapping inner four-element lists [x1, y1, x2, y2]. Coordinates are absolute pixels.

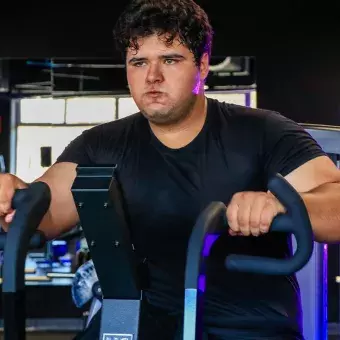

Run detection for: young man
[[1, 0, 340, 339]]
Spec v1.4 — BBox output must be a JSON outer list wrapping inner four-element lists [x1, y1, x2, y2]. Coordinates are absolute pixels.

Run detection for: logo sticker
[[102, 334, 133, 340]]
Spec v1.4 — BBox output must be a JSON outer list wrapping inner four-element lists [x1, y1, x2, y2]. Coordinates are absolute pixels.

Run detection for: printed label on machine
[[102, 334, 133, 340]]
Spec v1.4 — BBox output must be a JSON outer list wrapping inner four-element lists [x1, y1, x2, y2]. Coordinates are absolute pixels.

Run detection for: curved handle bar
[[11, 188, 28, 210], [184, 201, 226, 290], [225, 173, 314, 275], [2, 181, 51, 292], [183, 201, 226, 340], [0, 231, 46, 251]]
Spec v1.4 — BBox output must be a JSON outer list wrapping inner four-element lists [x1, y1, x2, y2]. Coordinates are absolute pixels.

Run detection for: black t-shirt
[[57, 97, 325, 335]]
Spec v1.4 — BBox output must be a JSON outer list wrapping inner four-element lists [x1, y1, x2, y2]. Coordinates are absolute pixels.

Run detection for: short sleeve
[[262, 112, 327, 179], [55, 130, 92, 165]]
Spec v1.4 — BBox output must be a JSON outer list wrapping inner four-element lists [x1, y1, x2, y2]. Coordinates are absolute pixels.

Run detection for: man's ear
[[199, 53, 210, 80]]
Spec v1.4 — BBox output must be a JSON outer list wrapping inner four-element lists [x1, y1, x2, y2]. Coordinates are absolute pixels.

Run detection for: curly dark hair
[[113, 0, 214, 66]]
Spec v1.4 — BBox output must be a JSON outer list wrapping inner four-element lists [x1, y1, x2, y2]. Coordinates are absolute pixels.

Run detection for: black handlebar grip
[[13, 188, 48, 250], [0, 234, 6, 250], [2, 181, 51, 292], [0, 231, 46, 251], [0, 188, 48, 251], [11, 189, 28, 210], [1, 182, 50, 340], [225, 174, 314, 275]]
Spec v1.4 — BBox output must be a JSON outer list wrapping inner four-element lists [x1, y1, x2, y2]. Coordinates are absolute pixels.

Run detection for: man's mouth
[[146, 91, 164, 98]]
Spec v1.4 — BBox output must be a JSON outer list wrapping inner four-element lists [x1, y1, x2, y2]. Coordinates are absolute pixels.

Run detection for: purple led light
[[195, 234, 221, 293], [202, 234, 219, 257], [198, 234, 220, 293], [198, 274, 205, 292]]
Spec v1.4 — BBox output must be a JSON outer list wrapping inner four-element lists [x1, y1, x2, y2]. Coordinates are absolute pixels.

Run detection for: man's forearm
[[38, 207, 79, 240], [301, 182, 340, 243], [38, 210, 62, 240]]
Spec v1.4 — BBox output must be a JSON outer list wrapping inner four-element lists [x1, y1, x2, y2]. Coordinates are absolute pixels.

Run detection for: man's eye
[[134, 62, 146, 67], [164, 59, 177, 65]]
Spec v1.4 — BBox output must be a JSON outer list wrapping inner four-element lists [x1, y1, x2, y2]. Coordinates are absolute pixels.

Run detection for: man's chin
[[141, 110, 174, 125]]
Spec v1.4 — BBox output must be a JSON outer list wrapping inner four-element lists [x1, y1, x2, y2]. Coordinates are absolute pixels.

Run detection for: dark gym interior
[[0, 3, 340, 340]]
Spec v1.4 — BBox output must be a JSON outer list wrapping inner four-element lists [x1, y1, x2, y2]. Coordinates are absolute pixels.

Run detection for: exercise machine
[[70, 166, 313, 340], [0, 166, 315, 340]]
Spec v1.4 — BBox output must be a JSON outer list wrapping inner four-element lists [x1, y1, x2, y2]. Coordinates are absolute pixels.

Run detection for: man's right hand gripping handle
[[0, 174, 28, 231], [0, 163, 81, 239]]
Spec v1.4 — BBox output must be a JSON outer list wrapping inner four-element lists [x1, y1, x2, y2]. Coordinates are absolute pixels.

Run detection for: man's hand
[[0, 174, 28, 230], [226, 191, 286, 237]]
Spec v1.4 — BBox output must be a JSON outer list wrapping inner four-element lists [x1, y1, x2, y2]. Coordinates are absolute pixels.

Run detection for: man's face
[[126, 34, 209, 125]]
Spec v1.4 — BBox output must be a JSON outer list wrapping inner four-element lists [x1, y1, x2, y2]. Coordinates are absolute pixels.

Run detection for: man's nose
[[146, 63, 164, 83]]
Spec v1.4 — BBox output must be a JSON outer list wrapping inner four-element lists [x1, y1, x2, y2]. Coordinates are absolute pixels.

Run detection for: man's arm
[[227, 155, 340, 241], [227, 111, 340, 240], [33, 162, 80, 240], [284, 155, 340, 243]]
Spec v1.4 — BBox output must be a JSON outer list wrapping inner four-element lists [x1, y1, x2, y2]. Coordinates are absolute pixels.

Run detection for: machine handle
[[184, 201, 226, 290], [2, 181, 51, 292], [0, 187, 49, 251], [11, 188, 27, 210], [225, 174, 314, 275], [0, 230, 46, 251]]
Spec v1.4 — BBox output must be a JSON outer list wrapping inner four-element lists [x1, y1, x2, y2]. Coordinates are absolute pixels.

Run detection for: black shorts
[[73, 304, 303, 340]]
